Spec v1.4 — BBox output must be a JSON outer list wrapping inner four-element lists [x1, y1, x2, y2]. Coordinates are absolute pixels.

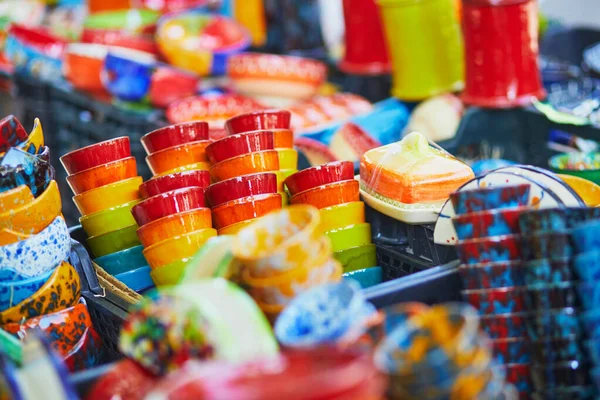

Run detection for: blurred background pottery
[[66, 157, 137, 195], [60, 136, 131, 175], [101, 47, 156, 103], [141, 121, 209, 155], [143, 228, 217, 269], [558, 174, 600, 207], [94, 245, 148, 276], [139, 169, 210, 198], [149, 63, 199, 109], [63, 43, 109, 95], [131, 187, 206, 227], [87, 224, 142, 258], [549, 152, 600, 185], [72, 176, 142, 215]]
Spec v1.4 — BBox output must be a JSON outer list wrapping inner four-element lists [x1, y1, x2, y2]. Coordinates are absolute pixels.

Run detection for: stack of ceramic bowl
[[451, 184, 534, 396], [231, 205, 343, 323], [285, 161, 375, 273], [133, 171, 215, 288], [224, 109, 298, 201], [60, 137, 152, 293]]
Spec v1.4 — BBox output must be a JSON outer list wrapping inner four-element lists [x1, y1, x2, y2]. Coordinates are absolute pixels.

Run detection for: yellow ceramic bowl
[[73, 176, 143, 216], [279, 191, 289, 207], [0, 261, 80, 324], [275, 169, 297, 192], [325, 222, 372, 253], [143, 228, 217, 269], [0, 185, 34, 213], [319, 201, 365, 233], [277, 149, 298, 170], [150, 258, 188, 287], [558, 174, 600, 207], [0, 180, 61, 235], [157, 161, 211, 177], [217, 218, 257, 236], [87, 225, 142, 258], [0, 228, 31, 246], [79, 199, 141, 237]]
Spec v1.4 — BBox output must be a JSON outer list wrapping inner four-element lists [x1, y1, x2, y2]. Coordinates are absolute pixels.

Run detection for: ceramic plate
[[433, 170, 564, 245]]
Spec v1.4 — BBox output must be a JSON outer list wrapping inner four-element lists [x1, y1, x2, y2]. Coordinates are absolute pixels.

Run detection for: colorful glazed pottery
[[325, 223, 372, 253], [558, 174, 600, 207], [450, 184, 531, 215], [101, 47, 156, 103], [572, 219, 600, 254], [0, 186, 33, 214], [136, 208, 212, 248], [0, 147, 54, 198], [157, 162, 211, 176], [0, 268, 53, 311], [549, 152, 600, 185], [217, 218, 257, 236], [79, 199, 140, 237], [204, 131, 275, 164], [166, 94, 265, 127], [139, 170, 210, 199], [462, 287, 526, 315], [131, 187, 206, 227], [64, 327, 103, 372], [72, 176, 142, 215], [87, 225, 142, 258], [519, 207, 600, 235], [276, 148, 298, 170], [225, 110, 291, 134], [455, 235, 522, 265], [211, 193, 282, 230], [146, 140, 211, 176], [95, 245, 147, 276], [149, 259, 188, 287], [334, 243, 377, 273], [149, 63, 199, 109], [343, 266, 383, 289], [458, 261, 525, 290], [20, 118, 45, 156], [115, 266, 155, 293], [141, 121, 209, 155], [66, 157, 137, 195], [205, 173, 278, 208], [290, 179, 360, 209], [0, 115, 29, 154], [284, 161, 354, 196], [181, 236, 240, 281], [63, 43, 109, 94], [142, 228, 217, 269], [60, 136, 131, 175], [319, 201, 365, 233], [451, 207, 525, 240], [209, 150, 280, 182]]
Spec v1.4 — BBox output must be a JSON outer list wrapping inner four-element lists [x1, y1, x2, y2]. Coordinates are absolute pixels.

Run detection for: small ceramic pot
[[582, 308, 600, 338], [0, 268, 53, 311], [0, 261, 80, 325], [520, 232, 572, 261], [156, 162, 211, 176], [94, 245, 147, 276], [0, 216, 70, 279], [73, 176, 142, 216], [461, 286, 526, 315], [524, 257, 573, 287], [115, 266, 155, 293], [143, 228, 217, 269], [458, 260, 525, 290], [166, 94, 265, 126], [325, 223, 372, 253], [64, 327, 104, 372], [479, 312, 528, 339], [451, 206, 525, 240], [211, 193, 282, 230], [491, 338, 530, 364], [139, 169, 210, 199], [141, 121, 209, 155], [277, 149, 298, 170], [101, 47, 156, 103], [131, 187, 206, 227], [136, 208, 212, 247], [209, 150, 280, 182], [531, 361, 590, 391], [66, 157, 138, 195], [87, 224, 142, 258], [524, 282, 579, 311], [576, 282, 600, 311], [319, 201, 365, 233], [145, 140, 211, 176], [205, 173, 278, 208], [525, 307, 581, 340], [217, 218, 257, 236], [549, 152, 600, 185], [284, 162, 354, 196], [205, 131, 275, 165], [519, 207, 600, 235], [532, 335, 584, 364], [150, 258, 188, 287], [455, 234, 522, 265], [0, 147, 54, 197], [450, 184, 531, 215], [573, 249, 600, 281], [63, 43, 109, 94], [60, 136, 131, 175], [290, 179, 360, 210], [225, 110, 291, 134], [149, 63, 198, 109], [343, 266, 383, 289], [505, 363, 532, 394], [334, 243, 377, 273], [80, 199, 140, 237], [572, 219, 600, 254], [0, 115, 29, 154]]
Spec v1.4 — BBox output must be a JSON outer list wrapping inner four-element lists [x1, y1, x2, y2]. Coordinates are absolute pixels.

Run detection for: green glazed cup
[[325, 223, 372, 253], [334, 243, 377, 273], [151, 258, 188, 287], [80, 199, 141, 237], [87, 224, 142, 258]]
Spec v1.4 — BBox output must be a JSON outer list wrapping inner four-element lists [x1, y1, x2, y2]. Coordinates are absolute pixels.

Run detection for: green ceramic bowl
[[549, 152, 600, 184], [334, 243, 377, 273], [79, 199, 141, 238], [325, 223, 372, 253], [150, 258, 188, 287], [87, 224, 142, 258], [343, 266, 383, 289], [84, 9, 160, 31]]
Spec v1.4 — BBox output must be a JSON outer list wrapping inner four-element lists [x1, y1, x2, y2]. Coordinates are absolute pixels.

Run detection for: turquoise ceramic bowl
[[343, 266, 383, 289], [115, 266, 155, 293], [94, 245, 147, 276]]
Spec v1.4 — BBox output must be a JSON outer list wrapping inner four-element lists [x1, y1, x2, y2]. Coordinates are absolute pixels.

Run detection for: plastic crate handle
[[69, 240, 104, 297]]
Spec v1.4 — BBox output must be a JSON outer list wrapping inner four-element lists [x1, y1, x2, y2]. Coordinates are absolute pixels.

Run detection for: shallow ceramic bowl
[[94, 245, 147, 276], [84, 8, 159, 33], [458, 261, 525, 290], [0, 147, 54, 197], [60, 136, 131, 175], [166, 93, 265, 126], [450, 184, 531, 215], [343, 266, 382, 289], [87, 224, 142, 258], [0, 216, 70, 279], [73, 176, 142, 215], [0, 268, 53, 311], [455, 234, 522, 265], [82, 26, 156, 54], [479, 312, 528, 339], [334, 243, 377, 273], [139, 169, 210, 198], [290, 180, 360, 210], [0, 261, 80, 324], [232, 205, 321, 278], [451, 206, 525, 240], [115, 266, 155, 293], [66, 157, 137, 195], [491, 338, 530, 364], [574, 249, 600, 281], [149, 63, 198, 109], [211, 193, 282, 230], [210, 150, 280, 182], [319, 201, 365, 233], [101, 47, 156, 103], [225, 110, 291, 134], [217, 218, 257, 235], [131, 187, 206, 227], [524, 257, 573, 286], [277, 148, 298, 170], [141, 121, 209, 155], [285, 161, 355, 197], [325, 223, 372, 253], [461, 286, 526, 315], [136, 208, 212, 247], [146, 140, 211, 176], [63, 43, 109, 94], [80, 199, 140, 237], [150, 258, 188, 287], [525, 307, 581, 340], [143, 228, 217, 269], [205, 172, 278, 208], [549, 152, 600, 184], [531, 335, 583, 364], [572, 219, 600, 254], [524, 282, 578, 311], [0, 114, 29, 154], [520, 231, 572, 261], [0, 180, 61, 235], [205, 131, 275, 164]]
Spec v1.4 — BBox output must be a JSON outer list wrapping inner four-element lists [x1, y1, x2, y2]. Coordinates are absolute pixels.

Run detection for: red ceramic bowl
[[149, 64, 199, 109], [66, 157, 137, 195], [205, 131, 275, 164], [225, 110, 291, 134], [285, 161, 355, 196], [81, 28, 158, 55], [231, 128, 294, 149], [139, 169, 210, 198], [210, 150, 280, 182], [166, 94, 266, 125], [211, 193, 282, 230], [63, 43, 108, 94], [205, 172, 278, 208], [145, 140, 211, 176], [60, 136, 131, 175], [131, 186, 206, 227], [289, 179, 360, 209], [141, 121, 209, 155]]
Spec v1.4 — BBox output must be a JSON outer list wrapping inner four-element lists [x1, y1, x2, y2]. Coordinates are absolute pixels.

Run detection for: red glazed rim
[[225, 110, 292, 134], [166, 94, 266, 126], [284, 161, 354, 196], [60, 136, 131, 175], [139, 169, 210, 198], [205, 130, 275, 164], [131, 186, 206, 226], [141, 121, 209, 155], [205, 172, 278, 208], [66, 156, 137, 195], [227, 53, 327, 84]]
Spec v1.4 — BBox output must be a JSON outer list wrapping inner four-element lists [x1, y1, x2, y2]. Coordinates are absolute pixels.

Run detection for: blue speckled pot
[[102, 48, 155, 103], [524, 282, 579, 311], [572, 219, 600, 254], [585, 338, 600, 365], [573, 250, 600, 281], [0, 216, 70, 280], [0, 268, 53, 311], [519, 207, 600, 235], [343, 266, 382, 289], [524, 257, 573, 287], [525, 307, 581, 340], [450, 184, 530, 215], [115, 266, 154, 293], [95, 245, 147, 276]]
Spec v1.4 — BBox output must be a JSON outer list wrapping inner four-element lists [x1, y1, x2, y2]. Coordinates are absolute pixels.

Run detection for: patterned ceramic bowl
[[458, 261, 525, 290], [0, 268, 53, 311], [452, 207, 525, 241], [461, 286, 526, 315]]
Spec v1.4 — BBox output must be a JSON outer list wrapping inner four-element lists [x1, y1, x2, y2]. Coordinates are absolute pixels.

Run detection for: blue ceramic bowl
[[114, 266, 154, 293], [525, 307, 581, 340], [4, 35, 63, 82], [582, 308, 600, 338], [524, 282, 579, 311], [95, 245, 147, 276], [576, 281, 600, 310], [572, 219, 600, 254], [531, 335, 583, 364], [524, 257, 573, 287], [343, 266, 382, 289], [520, 231, 572, 261], [451, 207, 524, 240], [519, 207, 600, 236], [450, 184, 530, 215], [102, 48, 155, 103], [458, 261, 524, 290], [573, 250, 600, 281], [491, 337, 530, 364], [0, 268, 53, 311], [479, 312, 528, 339]]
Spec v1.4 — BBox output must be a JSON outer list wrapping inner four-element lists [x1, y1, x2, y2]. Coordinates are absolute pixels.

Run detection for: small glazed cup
[[284, 161, 355, 197], [79, 199, 141, 237], [520, 231, 572, 261], [225, 110, 291, 134], [73, 176, 142, 216], [131, 187, 206, 227], [211, 193, 282, 230], [66, 157, 138, 195], [334, 243, 377, 273], [0, 185, 34, 214], [290, 180, 360, 210], [87, 224, 142, 258], [60, 136, 131, 175], [325, 223, 372, 253], [156, 161, 211, 176], [141, 121, 209, 154], [139, 169, 210, 198], [204, 130, 275, 164], [319, 201, 365, 233], [209, 150, 280, 182], [136, 208, 212, 247], [150, 258, 188, 287], [142, 228, 217, 269], [146, 140, 211, 176], [524, 257, 573, 286], [205, 173, 278, 208], [519, 207, 600, 235]]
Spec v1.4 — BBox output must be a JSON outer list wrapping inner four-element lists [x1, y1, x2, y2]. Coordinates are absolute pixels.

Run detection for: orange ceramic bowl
[[136, 207, 213, 247], [211, 193, 282, 230], [0, 181, 61, 235], [0, 185, 34, 214], [210, 150, 280, 182], [142, 228, 217, 269], [72, 176, 142, 215], [146, 140, 211, 176], [66, 157, 137, 195], [158, 162, 211, 176], [290, 180, 360, 209], [63, 43, 108, 94]]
